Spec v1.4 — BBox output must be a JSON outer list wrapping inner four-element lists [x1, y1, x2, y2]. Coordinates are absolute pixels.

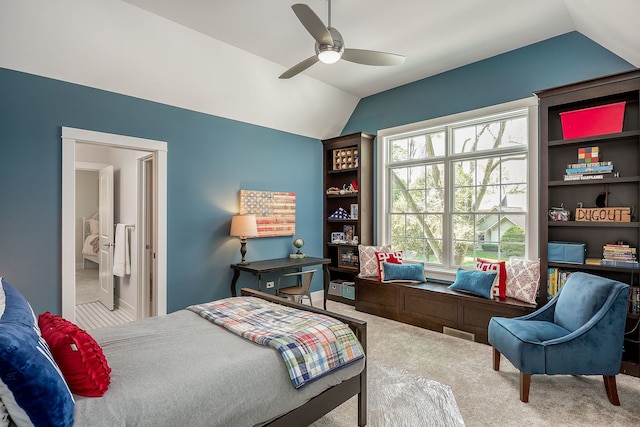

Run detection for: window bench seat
[[354, 277, 537, 344]]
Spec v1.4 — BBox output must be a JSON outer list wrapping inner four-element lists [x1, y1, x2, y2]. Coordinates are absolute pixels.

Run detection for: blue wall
[[343, 32, 635, 135], [0, 68, 322, 315]]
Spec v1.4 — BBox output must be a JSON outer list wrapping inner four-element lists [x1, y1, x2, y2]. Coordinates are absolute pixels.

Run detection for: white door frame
[[61, 127, 168, 321]]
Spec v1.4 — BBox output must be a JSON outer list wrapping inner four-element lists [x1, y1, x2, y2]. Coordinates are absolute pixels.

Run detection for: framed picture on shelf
[[350, 204, 359, 219], [331, 232, 345, 243], [343, 225, 355, 242]]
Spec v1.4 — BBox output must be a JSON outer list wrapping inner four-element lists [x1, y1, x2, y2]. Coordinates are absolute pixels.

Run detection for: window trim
[[376, 97, 539, 280]]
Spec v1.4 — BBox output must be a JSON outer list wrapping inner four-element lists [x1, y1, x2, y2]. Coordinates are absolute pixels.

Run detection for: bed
[[0, 280, 367, 427], [81, 213, 99, 268]]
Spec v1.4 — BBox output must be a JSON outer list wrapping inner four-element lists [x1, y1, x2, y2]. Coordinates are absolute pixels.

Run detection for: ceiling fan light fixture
[[318, 48, 342, 64]]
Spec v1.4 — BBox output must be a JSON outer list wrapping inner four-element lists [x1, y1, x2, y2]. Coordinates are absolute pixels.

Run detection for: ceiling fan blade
[[291, 4, 333, 46], [342, 49, 405, 66], [279, 55, 319, 79]]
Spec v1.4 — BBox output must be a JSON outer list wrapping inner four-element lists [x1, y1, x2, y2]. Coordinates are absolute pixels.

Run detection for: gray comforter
[[73, 309, 365, 426]]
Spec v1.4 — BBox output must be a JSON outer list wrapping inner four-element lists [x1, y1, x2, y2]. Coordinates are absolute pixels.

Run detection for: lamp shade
[[230, 214, 258, 238]]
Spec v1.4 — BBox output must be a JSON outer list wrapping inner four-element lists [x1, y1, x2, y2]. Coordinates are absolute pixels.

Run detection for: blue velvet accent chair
[[488, 271, 629, 405]]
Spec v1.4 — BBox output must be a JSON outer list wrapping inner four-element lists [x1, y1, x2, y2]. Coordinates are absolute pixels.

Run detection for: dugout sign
[[575, 207, 631, 222]]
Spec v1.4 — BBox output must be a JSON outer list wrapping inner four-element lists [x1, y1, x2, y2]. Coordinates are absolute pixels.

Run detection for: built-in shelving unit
[[536, 69, 640, 377], [322, 132, 374, 305]]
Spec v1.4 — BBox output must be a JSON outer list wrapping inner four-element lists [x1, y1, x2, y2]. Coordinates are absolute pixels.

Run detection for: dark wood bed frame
[[240, 288, 367, 427]]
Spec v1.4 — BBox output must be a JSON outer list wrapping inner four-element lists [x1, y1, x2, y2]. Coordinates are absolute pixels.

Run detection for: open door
[[98, 165, 115, 310]]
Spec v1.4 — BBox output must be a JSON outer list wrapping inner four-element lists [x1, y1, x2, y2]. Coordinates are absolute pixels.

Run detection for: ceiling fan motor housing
[[315, 27, 344, 63]]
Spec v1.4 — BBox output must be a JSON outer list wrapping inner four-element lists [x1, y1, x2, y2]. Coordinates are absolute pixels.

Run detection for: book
[[565, 165, 614, 174], [567, 161, 612, 169], [600, 259, 640, 268], [585, 258, 601, 265], [563, 174, 604, 181]]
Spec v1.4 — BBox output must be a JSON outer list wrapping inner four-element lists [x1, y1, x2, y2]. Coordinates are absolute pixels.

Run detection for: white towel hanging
[[113, 224, 131, 277]]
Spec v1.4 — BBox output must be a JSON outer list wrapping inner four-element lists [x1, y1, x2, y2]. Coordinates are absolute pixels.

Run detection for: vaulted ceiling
[[124, 0, 640, 98]]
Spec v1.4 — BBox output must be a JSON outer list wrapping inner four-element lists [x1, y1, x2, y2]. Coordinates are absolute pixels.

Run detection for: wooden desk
[[230, 257, 332, 309]]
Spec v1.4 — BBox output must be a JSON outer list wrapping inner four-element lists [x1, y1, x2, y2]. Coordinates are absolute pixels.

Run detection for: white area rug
[[312, 360, 465, 426]]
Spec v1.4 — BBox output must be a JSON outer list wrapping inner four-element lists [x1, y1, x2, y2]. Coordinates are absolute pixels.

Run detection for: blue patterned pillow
[[0, 278, 74, 427], [449, 269, 497, 299], [381, 262, 426, 283]]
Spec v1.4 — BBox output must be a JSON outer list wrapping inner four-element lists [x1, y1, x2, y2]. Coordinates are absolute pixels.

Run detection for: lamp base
[[239, 238, 249, 265]]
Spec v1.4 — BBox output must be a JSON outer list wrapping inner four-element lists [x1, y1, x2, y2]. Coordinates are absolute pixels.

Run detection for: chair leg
[[520, 373, 531, 403], [492, 347, 501, 371], [603, 375, 621, 406]]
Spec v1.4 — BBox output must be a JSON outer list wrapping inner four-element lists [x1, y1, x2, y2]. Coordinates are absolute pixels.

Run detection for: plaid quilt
[[187, 297, 364, 388]]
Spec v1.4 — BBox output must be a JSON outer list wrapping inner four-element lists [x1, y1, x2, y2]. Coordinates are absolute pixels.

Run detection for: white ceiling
[[123, 0, 640, 98]]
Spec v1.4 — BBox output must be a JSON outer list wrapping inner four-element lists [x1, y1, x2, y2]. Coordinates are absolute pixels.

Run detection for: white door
[[98, 165, 115, 310]]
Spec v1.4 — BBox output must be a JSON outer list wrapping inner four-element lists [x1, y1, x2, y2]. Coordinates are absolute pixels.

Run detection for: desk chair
[[276, 269, 316, 306]]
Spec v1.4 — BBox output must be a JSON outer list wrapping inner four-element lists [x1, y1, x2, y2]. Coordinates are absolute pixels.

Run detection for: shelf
[[547, 261, 640, 274], [547, 221, 640, 228], [548, 130, 640, 147], [326, 193, 359, 199], [327, 218, 358, 223], [549, 176, 640, 186], [328, 266, 359, 274], [327, 168, 358, 175]]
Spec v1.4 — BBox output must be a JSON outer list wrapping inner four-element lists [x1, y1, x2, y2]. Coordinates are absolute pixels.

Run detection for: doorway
[[62, 127, 168, 324]]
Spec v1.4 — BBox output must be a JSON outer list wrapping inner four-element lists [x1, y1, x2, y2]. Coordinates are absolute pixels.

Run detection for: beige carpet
[[315, 301, 640, 427]]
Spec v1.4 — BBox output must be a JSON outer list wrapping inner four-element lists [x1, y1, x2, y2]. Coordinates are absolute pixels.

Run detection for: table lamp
[[230, 214, 258, 265]]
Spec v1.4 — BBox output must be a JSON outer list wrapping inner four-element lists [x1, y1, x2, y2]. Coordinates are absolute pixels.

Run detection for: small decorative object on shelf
[[343, 225, 355, 242], [548, 206, 570, 221], [331, 232, 345, 243], [333, 147, 359, 170], [350, 204, 359, 219], [290, 237, 307, 258], [329, 207, 350, 219]]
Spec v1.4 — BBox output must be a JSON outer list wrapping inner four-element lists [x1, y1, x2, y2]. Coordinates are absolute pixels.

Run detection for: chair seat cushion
[[489, 317, 570, 373]]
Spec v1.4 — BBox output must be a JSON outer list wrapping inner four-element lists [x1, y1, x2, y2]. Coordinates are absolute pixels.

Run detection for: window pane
[[452, 115, 527, 154], [390, 131, 445, 162]]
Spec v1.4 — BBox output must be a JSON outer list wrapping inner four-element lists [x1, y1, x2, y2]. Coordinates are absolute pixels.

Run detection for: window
[[378, 98, 538, 273]]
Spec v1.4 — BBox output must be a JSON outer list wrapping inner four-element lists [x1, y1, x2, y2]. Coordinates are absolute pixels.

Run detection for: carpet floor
[[315, 301, 640, 427]]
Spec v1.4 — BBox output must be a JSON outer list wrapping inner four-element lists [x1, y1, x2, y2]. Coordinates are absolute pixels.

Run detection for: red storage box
[[559, 101, 626, 139]]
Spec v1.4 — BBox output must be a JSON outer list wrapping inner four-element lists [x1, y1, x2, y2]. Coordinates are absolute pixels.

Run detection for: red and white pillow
[[38, 312, 112, 397], [375, 251, 403, 281], [476, 258, 507, 300]]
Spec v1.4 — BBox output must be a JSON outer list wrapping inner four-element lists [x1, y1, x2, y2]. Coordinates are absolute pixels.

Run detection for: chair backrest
[[554, 271, 628, 332], [299, 269, 315, 292]]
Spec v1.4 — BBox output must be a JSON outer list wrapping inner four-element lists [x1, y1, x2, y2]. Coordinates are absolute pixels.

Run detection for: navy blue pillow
[[448, 269, 496, 299], [381, 262, 426, 283], [0, 278, 75, 426]]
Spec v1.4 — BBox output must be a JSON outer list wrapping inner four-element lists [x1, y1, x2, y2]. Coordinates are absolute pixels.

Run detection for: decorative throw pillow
[[505, 257, 541, 304], [88, 218, 99, 235], [476, 258, 507, 300], [358, 245, 391, 277], [0, 277, 36, 327], [0, 279, 75, 427], [375, 251, 403, 281], [449, 269, 497, 299], [38, 312, 111, 397], [381, 263, 426, 283]]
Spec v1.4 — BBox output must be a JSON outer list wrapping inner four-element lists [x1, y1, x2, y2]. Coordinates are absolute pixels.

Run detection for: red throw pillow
[[38, 312, 111, 397], [375, 251, 403, 281], [476, 258, 507, 300]]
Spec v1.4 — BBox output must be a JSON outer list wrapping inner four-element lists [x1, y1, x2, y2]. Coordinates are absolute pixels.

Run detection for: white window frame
[[377, 97, 539, 280]]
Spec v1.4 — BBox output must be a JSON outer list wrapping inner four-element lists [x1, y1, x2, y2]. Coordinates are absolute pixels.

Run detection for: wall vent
[[442, 326, 475, 342]]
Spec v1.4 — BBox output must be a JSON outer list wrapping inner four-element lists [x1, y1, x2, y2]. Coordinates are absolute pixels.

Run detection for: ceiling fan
[[279, 0, 405, 79]]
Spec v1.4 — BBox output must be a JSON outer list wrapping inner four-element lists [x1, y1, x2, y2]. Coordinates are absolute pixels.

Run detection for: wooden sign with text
[[575, 207, 631, 222]]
